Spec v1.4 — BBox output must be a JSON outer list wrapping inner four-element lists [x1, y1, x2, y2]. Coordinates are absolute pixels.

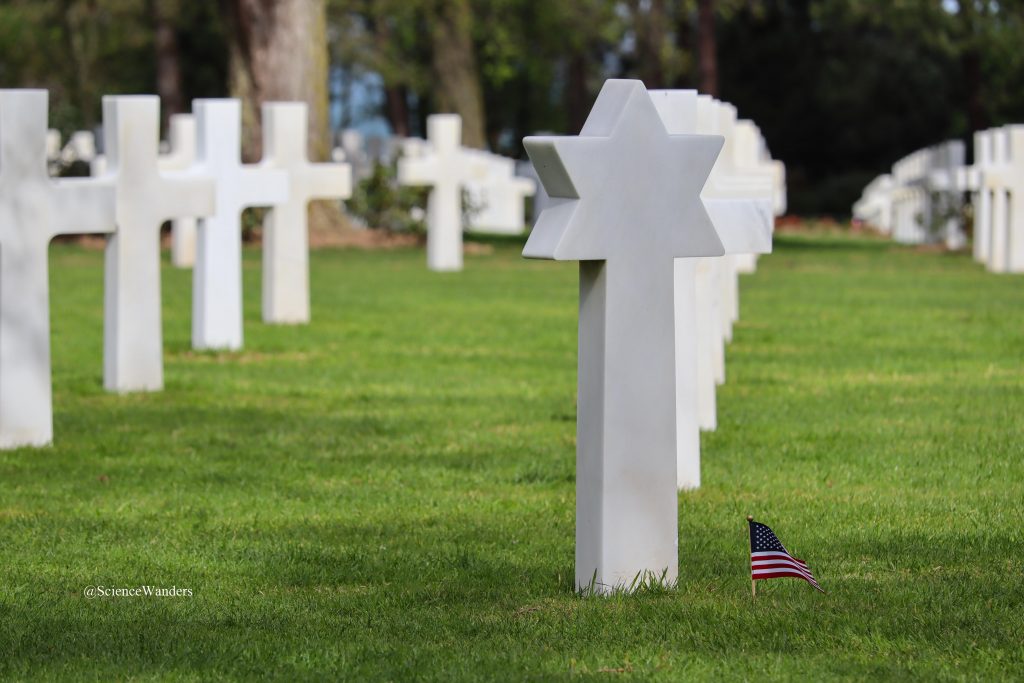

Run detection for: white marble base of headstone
[[523, 80, 726, 592], [398, 114, 489, 271], [101, 96, 216, 393], [159, 114, 201, 268], [260, 101, 352, 324], [191, 99, 289, 350], [0, 90, 116, 448]]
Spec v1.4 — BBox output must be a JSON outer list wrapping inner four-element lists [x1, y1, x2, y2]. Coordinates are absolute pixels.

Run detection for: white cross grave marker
[[100, 96, 216, 392], [398, 114, 489, 271], [465, 152, 536, 235], [191, 99, 289, 350], [970, 130, 992, 265], [651, 89, 772, 490], [1004, 126, 1024, 272], [158, 114, 201, 268], [0, 90, 115, 447], [260, 101, 352, 324], [523, 80, 725, 592], [853, 174, 895, 235], [695, 96, 729, 393], [984, 126, 1024, 273]]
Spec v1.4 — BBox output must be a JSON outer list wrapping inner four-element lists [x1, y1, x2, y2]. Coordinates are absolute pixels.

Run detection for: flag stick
[[747, 515, 756, 600]]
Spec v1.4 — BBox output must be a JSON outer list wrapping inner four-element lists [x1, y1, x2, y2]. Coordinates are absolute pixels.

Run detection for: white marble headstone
[[191, 99, 289, 350], [651, 89, 772, 490], [523, 80, 726, 593], [464, 152, 536, 235], [260, 101, 352, 324], [0, 90, 115, 448], [398, 114, 489, 271], [158, 114, 201, 268], [100, 96, 216, 393]]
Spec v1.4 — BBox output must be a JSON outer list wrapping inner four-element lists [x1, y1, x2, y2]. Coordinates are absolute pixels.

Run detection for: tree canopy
[[1, 0, 1023, 214]]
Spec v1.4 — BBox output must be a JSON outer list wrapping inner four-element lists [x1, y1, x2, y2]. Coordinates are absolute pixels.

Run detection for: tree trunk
[[566, 50, 589, 134], [697, 0, 719, 97], [152, 0, 185, 134], [672, 0, 693, 89], [371, 17, 410, 138], [62, 0, 101, 129], [224, 0, 331, 162], [430, 0, 487, 149], [636, 0, 667, 88], [957, 0, 986, 140], [385, 86, 410, 138], [224, 0, 343, 234]]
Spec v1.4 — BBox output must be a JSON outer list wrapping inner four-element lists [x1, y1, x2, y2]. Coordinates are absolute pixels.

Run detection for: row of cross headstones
[[2, 91, 351, 448], [964, 126, 1024, 273], [53, 118, 542, 271], [854, 140, 967, 248], [523, 80, 786, 593], [853, 126, 1024, 273]]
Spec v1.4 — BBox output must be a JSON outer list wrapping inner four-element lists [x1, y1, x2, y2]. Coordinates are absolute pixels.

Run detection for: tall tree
[[632, 0, 668, 87], [431, 0, 487, 148], [697, 0, 718, 96], [224, 0, 331, 162], [151, 0, 185, 133]]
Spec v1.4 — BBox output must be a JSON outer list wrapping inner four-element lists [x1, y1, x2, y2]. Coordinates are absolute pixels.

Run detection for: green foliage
[[5, 1, 1024, 212], [0, 236, 1022, 678], [346, 158, 428, 233], [0, 0, 225, 134]]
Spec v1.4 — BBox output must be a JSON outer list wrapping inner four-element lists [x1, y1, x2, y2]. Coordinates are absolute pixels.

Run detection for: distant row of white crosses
[[525, 80, 786, 594], [853, 126, 1024, 273], [2, 91, 351, 448]]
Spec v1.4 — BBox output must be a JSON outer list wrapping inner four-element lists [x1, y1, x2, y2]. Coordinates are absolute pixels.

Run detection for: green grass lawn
[[1, 232, 1022, 680]]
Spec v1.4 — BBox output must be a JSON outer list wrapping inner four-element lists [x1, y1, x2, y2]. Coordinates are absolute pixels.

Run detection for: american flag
[[749, 518, 824, 593]]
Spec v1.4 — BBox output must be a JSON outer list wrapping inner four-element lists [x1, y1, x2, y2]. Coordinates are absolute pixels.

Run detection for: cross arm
[[158, 170, 216, 222], [238, 166, 289, 208], [704, 198, 773, 255], [397, 155, 439, 187], [51, 178, 116, 237], [306, 163, 352, 201]]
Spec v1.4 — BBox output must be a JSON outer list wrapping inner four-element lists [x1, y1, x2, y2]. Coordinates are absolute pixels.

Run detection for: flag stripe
[[751, 557, 812, 572], [753, 571, 824, 591], [751, 551, 807, 566], [752, 563, 815, 579], [752, 561, 816, 580], [753, 565, 823, 589], [752, 566, 821, 587]]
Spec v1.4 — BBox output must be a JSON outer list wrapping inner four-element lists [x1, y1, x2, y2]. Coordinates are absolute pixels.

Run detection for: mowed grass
[[1, 231, 1022, 680]]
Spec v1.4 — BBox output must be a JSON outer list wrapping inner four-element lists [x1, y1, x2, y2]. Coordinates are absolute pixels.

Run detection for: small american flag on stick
[[748, 515, 824, 595]]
